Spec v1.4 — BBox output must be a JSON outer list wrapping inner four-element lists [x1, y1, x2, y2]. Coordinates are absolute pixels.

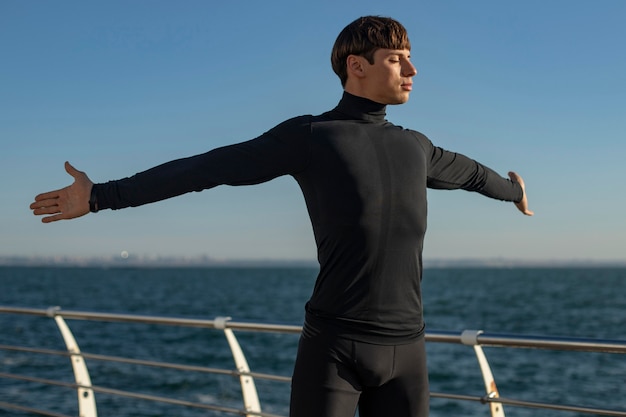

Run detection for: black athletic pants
[[289, 329, 429, 417]]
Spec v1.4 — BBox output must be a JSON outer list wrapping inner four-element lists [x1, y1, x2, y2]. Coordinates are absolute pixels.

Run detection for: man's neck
[[343, 86, 382, 104]]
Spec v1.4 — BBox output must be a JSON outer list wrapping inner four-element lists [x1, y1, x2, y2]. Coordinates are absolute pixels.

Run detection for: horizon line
[[1, 255, 625, 268]]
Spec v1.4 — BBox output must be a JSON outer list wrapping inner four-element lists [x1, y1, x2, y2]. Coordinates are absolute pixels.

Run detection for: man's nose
[[403, 61, 417, 77]]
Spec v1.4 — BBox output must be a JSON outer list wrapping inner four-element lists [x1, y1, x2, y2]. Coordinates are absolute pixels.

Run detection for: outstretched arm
[[30, 161, 94, 223], [508, 171, 533, 216]]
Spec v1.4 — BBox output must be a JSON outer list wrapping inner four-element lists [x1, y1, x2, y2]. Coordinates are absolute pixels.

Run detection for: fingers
[[41, 213, 67, 224], [31, 190, 62, 207], [31, 197, 79, 223], [517, 205, 535, 216], [30, 191, 65, 223], [64, 160, 93, 190], [507, 171, 523, 185], [30, 202, 64, 223], [64, 161, 82, 178], [31, 202, 60, 215], [508, 171, 534, 216]]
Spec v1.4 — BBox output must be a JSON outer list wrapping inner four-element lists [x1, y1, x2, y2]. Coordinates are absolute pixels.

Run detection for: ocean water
[[0, 266, 625, 417]]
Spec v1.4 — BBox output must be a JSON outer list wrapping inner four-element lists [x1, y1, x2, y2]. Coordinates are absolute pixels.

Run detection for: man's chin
[[388, 95, 410, 105]]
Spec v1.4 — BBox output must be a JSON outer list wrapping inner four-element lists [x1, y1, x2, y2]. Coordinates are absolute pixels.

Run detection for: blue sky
[[2, 1, 625, 263]]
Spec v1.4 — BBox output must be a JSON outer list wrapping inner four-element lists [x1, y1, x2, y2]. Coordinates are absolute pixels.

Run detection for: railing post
[[461, 330, 505, 417], [47, 307, 98, 417], [215, 316, 261, 416]]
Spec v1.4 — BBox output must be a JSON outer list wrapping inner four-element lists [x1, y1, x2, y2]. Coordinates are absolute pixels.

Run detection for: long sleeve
[[94, 116, 311, 210], [422, 136, 522, 202]]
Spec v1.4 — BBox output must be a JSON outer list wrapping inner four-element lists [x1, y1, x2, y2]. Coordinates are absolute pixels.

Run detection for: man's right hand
[[30, 161, 94, 223]]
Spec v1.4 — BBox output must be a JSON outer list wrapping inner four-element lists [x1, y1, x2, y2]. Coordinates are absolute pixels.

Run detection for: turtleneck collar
[[334, 91, 387, 123]]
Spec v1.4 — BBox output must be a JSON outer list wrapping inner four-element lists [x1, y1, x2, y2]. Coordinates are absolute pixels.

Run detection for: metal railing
[[0, 305, 625, 417]]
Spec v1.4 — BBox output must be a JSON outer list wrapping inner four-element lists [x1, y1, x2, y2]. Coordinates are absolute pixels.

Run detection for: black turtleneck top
[[94, 92, 522, 343]]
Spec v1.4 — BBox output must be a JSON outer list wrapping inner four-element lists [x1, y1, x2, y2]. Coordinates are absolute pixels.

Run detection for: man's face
[[361, 48, 417, 105]]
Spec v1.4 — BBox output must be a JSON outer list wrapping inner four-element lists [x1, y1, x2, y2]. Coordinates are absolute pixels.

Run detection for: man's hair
[[331, 16, 411, 86]]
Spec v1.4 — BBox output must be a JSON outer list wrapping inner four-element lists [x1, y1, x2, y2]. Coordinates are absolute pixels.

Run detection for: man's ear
[[346, 55, 367, 79]]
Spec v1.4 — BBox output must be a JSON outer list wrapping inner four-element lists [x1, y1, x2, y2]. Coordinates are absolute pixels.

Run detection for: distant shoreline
[[1, 256, 625, 269]]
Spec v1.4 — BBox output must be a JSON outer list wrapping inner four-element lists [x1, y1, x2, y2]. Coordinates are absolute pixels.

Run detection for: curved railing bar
[[215, 316, 262, 416], [475, 347, 505, 416], [49, 310, 97, 417]]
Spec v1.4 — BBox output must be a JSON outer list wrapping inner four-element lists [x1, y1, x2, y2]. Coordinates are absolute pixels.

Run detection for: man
[[31, 16, 532, 417]]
